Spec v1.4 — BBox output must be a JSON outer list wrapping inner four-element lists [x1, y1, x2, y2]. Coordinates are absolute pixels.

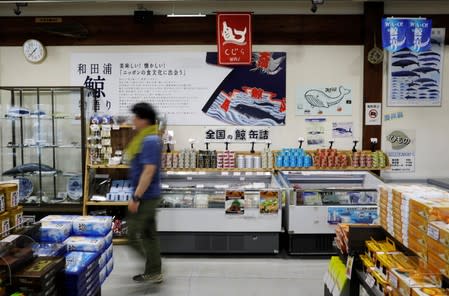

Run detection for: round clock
[[23, 39, 46, 64]]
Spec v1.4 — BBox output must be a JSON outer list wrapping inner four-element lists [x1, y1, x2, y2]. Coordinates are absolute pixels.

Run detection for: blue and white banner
[[382, 18, 408, 52], [407, 19, 432, 52]]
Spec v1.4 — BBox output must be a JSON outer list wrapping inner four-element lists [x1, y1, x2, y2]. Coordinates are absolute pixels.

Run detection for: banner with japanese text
[[71, 51, 286, 126], [217, 13, 252, 65]]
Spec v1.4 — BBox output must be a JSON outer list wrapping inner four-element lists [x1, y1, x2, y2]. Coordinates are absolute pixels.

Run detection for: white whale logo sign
[[387, 130, 411, 150], [222, 21, 247, 46]]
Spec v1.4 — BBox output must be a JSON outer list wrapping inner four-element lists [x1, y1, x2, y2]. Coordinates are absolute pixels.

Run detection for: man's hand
[[128, 199, 140, 214]]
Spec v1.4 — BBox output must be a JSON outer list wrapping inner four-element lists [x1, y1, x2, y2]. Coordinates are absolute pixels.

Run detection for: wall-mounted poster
[[225, 190, 245, 215], [259, 190, 279, 214], [71, 52, 287, 126], [296, 85, 352, 116], [387, 28, 445, 106], [332, 122, 353, 138], [202, 52, 287, 126], [306, 118, 326, 146]]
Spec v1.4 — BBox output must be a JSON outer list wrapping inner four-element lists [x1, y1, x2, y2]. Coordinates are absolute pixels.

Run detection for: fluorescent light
[[166, 13, 206, 18]]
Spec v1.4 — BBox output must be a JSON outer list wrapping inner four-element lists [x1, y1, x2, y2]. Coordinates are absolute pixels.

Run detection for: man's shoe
[[133, 273, 163, 284]]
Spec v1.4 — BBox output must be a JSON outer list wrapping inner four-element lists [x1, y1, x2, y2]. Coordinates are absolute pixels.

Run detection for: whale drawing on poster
[[388, 28, 445, 106], [296, 86, 353, 116]]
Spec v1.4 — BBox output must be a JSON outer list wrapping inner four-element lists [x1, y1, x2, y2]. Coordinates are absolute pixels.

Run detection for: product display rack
[[0, 86, 91, 218], [280, 171, 383, 255]]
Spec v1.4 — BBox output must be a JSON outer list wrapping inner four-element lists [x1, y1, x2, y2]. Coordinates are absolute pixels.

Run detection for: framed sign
[[217, 13, 252, 65]]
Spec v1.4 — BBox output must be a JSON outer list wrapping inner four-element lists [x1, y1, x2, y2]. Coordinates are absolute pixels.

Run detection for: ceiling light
[[166, 13, 206, 18]]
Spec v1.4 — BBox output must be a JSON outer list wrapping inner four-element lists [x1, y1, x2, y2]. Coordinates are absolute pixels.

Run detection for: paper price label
[[245, 172, 253, 176], [389, 272, 398, 289], [365, 273, 376, 288], [256, 172, 265, 176], [196, 184, 204, 189], [221, 172, 229, 176], [234, 172, 241, 176], [346, 256, 354, 279], [428, 225, 440, 241], [112, 125, 120, 130], [187, 177, 193, 181]]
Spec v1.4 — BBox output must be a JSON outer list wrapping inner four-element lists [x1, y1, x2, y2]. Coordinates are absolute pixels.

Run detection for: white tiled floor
[[102, 246, 328, 296]]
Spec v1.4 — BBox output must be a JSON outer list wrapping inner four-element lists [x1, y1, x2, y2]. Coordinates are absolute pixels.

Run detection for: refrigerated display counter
[[279, 171, 383, 255], [158, 170, 284, 254]]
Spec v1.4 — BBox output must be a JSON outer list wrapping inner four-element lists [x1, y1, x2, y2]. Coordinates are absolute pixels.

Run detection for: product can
[[253, 156, 262, 168], [0, 183, 18, 210], [245, 155, 254, 168]]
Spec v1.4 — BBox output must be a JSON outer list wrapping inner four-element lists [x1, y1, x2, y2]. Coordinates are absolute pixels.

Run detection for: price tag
[[245, 172, 253, 176], [346, 256, 354, 279], [221, 172, 229, 176], [161, 184, 170, 189], [196, 184, 204, 189], [365, 273, 376, 288], [256, 172, 265, 176], [112, 124, 120, 130], [198, 171, 206, 175], [187, 176, 193, 181], [234, 172, 241, 176], [389, 272, 398, 289], [240, 177, 245, 181], [428, 224, 440, 241]]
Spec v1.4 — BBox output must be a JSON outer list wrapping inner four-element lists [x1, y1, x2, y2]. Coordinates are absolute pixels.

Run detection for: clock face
[[23, 39, 46, 63]]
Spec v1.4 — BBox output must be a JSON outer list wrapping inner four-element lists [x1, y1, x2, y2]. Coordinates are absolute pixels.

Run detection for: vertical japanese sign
[[407, 19, 432, 52], [382, 18, 408, 52], [385, 129, 416, 172], [217, 13, 252, 65]]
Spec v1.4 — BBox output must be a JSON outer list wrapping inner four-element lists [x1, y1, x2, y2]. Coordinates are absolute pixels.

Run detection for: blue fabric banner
[[382, 18, 408, 52], [407, 19, 433, 52]]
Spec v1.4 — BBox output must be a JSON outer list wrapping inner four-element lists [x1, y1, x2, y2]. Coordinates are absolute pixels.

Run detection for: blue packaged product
[[105, 244, 113, 261], [99, 252, 106, 269], [40, 221, 72, 243], [104, 230, 113, 247], [32, 242, 67, 257], [72, 216, 112, 237], [276, 155, 283, 167], [65, 251, 99, 289], [282, 156, 289, 167], [40, 215, 80, 223], [304, 155, 313, 167], [106, 258, 113, 277], [297, 156, 304, 167], [65, 271, 100, 296], [64, 236, 106, 253], [99, 266, 107, 285], [289, 156, 296, 167]]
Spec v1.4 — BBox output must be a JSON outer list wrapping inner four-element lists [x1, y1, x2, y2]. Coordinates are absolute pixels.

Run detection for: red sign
[[217, 13, 252, 65]]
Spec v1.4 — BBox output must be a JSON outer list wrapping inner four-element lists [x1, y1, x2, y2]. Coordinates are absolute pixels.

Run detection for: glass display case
[[279, 171, 383, 255], [157, 170, 283, 254], [0, 87, 90, 212]]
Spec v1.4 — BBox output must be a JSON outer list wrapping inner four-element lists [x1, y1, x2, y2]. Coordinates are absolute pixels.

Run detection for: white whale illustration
[[304, 86, 351, 108]]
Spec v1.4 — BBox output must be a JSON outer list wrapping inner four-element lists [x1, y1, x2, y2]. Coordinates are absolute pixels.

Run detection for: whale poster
[[296, 85, 352, 116], [202, 52, 287, 126], [387, 28, 445, 107]]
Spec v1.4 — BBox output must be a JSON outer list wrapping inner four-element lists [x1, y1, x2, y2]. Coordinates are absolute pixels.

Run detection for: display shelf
[[88, 164, 130, 169], [22, 203, 83, 213], [4, 145, 81, 149], [1, 116, 80, 121], [88, 164, 272, 172], [112, 237, 128, 245], [86, 201, 128, 206], [355, 270, 384, 296], [275, 166, 389, 171]]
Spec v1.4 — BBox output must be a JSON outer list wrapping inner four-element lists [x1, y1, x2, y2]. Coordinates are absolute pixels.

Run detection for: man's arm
[[134, 164, 157, 199]]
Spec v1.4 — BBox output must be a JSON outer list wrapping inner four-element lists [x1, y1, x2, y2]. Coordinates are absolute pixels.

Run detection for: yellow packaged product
[[427, 238, 449, 264], [428, 221, 449, 248], [376, 252, 419, 280], [0, 183, 18, 210], [9, 205, 23, 231], [409, 198, 449, 221], [410, 212, 430, 233], [0, 212, 10, 239], [388, 268, 441, 296], [408, 239, 427, 261], [371, 269, 391, 294], [366, 237, 396, 261], [0, 189, 5, 214], [360, 253, 375, 273], [427, 251, 449, 278], [411, 287, 449, 296]]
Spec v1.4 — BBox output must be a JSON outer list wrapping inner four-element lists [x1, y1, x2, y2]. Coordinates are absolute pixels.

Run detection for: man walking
[[126, 102, 163, 284]]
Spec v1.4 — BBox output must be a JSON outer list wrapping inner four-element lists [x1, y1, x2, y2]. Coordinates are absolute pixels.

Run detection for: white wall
[[0, 45, 364, 153]]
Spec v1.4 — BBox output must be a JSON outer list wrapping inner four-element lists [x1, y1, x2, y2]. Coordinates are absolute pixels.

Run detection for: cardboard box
[[389, 268, 441, 296], [428, 221, 449, 248], [408, 239, 427, 261], [428, 251, 449, 278], [409, 198, 449, 221], [427, 238, 449, 264], [411, 287, 449, 296], [410, 212, 429, 233], [409, 224, 427, 248]]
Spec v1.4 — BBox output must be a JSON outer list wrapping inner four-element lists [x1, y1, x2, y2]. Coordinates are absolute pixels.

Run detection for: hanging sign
[[217, 13, 252, 65], [407, 19, 432, 52], [382, 18, 408, 52]]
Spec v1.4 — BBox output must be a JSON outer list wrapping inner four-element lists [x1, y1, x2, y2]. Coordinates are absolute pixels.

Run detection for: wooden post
[[362, 2, 384, 150]]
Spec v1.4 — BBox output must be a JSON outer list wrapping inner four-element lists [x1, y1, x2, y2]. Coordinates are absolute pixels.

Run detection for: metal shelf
[[113, 237, 128, 245], [86, 201, 128, 206]]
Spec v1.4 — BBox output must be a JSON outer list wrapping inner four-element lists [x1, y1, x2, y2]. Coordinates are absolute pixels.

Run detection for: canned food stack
[[275, 148, 313, 168], [352, 151, 388, 168], [197, 150, 217, 168], [261, 148, 273, 169], [178, 149, 197, 169], [217, 151, 235, 169], [312, 149, 349, 168]]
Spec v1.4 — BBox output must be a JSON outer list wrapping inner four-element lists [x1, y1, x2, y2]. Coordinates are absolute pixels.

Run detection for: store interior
[[0, 0, 449, 296]]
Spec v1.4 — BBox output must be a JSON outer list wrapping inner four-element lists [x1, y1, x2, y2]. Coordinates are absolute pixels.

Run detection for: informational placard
[[387, 28, 445, 107], [217, 13, 252, 65], [365, 103, 382, 125], [71, 52, 231, 125], [385, 129, 416, 172], [204, 127, 270, 143], [305, 118, 326, 147], [259, 190, 279, 214], [225, 190, 245, 215]]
